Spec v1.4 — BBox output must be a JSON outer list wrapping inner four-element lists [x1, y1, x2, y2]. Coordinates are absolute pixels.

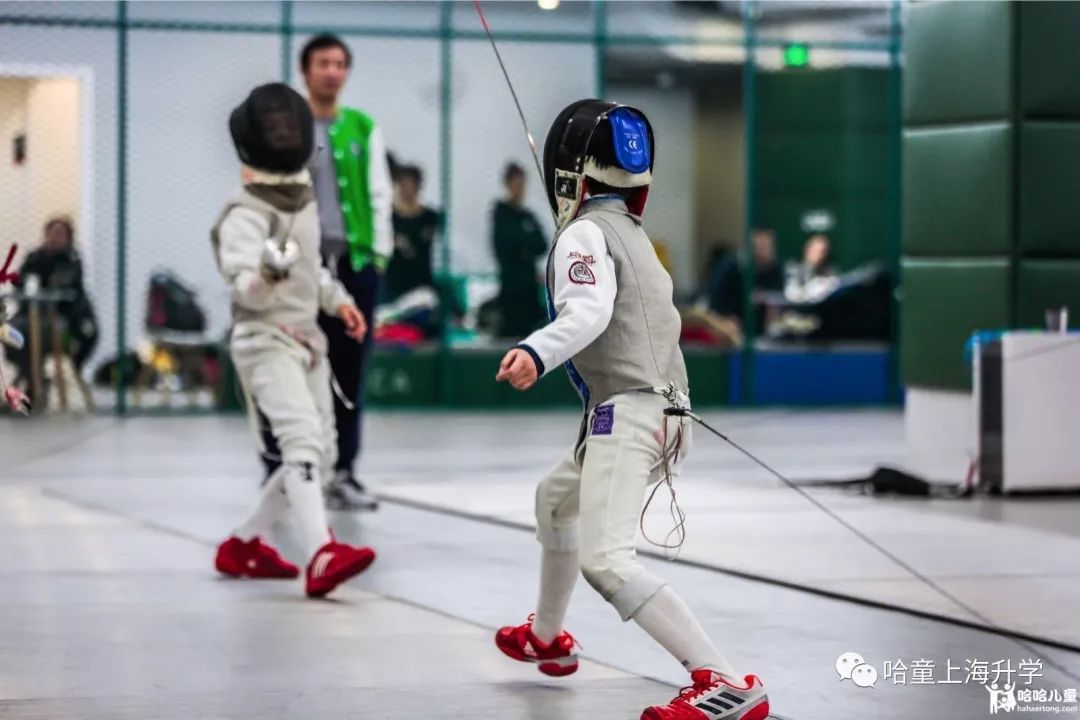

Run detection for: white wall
[[0, 75, 83, 252], [449, 40, 596, 275], [0, 75, 81, 269], [0, 26, 118, 380], [293, 0, 441, 31], [126, 30, 280, 345], [0, 78, 32, 255], [606, 82, 697, 293], [27, 78, 81, 244]]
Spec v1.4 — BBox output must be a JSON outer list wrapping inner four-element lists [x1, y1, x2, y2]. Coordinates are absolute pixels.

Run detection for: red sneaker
[[305, 540, 376, 598], [214, 536, 299, 579], [641, 671, 769, 720], [495, 614, 579, 677]]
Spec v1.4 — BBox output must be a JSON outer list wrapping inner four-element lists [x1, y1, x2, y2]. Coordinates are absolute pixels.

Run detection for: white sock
[[531, 547, 579, 644], [235, 469, 289, 541], [282, 461, 333, 557], [632, 585, 737, 678]]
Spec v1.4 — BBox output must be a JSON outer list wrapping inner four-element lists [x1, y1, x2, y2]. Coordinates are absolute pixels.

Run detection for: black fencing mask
[[229, 83, 314, 174]]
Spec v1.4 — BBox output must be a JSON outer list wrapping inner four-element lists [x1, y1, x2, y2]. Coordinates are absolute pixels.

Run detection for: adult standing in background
[[492, 162, 547, 338], [292, 33, 392, 510]]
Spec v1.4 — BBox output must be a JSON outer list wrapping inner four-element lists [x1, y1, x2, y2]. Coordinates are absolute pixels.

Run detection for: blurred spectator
[[769, 232, 892, 342], [701, 229, 783, 320], [9, 217, 99, 387], [784, 233, 839, 303], [751, 229, 784, 294], [386, 164, 439, 302], [683, 229, 784, 347], [492, 162, 547, 338], [375, 164, 442, 339]]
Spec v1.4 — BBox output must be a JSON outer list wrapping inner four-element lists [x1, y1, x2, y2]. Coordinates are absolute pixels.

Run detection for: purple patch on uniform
[[592, 404, 615, 436]]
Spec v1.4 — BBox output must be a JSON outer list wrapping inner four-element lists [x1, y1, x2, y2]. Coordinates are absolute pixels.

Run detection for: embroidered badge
[[569, 261, 596, 285], [592, 404, 614, 435]]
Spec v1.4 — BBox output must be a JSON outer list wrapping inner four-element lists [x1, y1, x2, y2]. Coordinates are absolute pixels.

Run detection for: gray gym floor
[[1, 411, 1078, 719]]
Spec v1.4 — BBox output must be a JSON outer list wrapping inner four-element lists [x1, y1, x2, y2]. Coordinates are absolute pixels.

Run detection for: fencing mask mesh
[[229, 83, 314, 175]]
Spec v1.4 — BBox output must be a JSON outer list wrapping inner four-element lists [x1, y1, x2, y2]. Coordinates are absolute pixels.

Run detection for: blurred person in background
[[492, 162, 547, 338], [297, 33, 393, 511], [784, 232, 839, 304], [683, 229, 782, 346], [749, 228, 784, 295], [773, 230, 892, 342], [386, 164, 439, 304], [376, 163, 442, 340], [8, 217, 99, 396], [702, 229, 783, 318]]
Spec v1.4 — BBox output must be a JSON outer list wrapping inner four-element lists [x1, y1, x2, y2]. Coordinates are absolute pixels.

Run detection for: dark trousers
[[261, 259, 379, 478]]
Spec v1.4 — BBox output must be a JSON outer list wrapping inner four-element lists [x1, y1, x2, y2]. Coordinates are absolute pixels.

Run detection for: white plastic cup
[[1045, 306, 1069, 333]]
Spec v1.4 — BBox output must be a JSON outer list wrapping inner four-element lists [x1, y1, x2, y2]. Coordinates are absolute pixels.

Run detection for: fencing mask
[[229, 83, 314, 175], [543, 99, 654, 232]]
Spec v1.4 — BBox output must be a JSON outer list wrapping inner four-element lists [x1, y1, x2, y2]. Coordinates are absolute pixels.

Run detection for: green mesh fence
[[0, 0, 900, 413]]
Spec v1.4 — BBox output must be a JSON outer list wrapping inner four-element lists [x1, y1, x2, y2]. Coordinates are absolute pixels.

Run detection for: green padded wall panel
[[1019, 123, 1080, 256], [901, 259, 1011, 390], [831, 199, 890, 269], [1017, 260, 1080, 328], [756, 134, 888, 196], [759, 197, 888, 270], [757, 69, 888, 134], [903, 124, 1012, 256], [844, 135, 890, 192], [756, 68, 890, 273], [684, 350, 731, 406], [904, 1, 1012, 126], [1019, 3, 1080, 118], [756, 134, 851, 195], [366, 349, 440, 406]]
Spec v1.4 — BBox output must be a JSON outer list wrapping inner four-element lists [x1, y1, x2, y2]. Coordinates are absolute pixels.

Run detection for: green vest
[[327, 107, 384, 271]]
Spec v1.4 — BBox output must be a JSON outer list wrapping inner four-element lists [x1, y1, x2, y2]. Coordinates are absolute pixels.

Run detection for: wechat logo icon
[[837, 651, 878, 689]]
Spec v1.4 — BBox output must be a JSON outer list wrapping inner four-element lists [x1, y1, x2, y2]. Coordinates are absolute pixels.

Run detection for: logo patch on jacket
[[592, 404, 614, 435], [569, 261, 596, 285]]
